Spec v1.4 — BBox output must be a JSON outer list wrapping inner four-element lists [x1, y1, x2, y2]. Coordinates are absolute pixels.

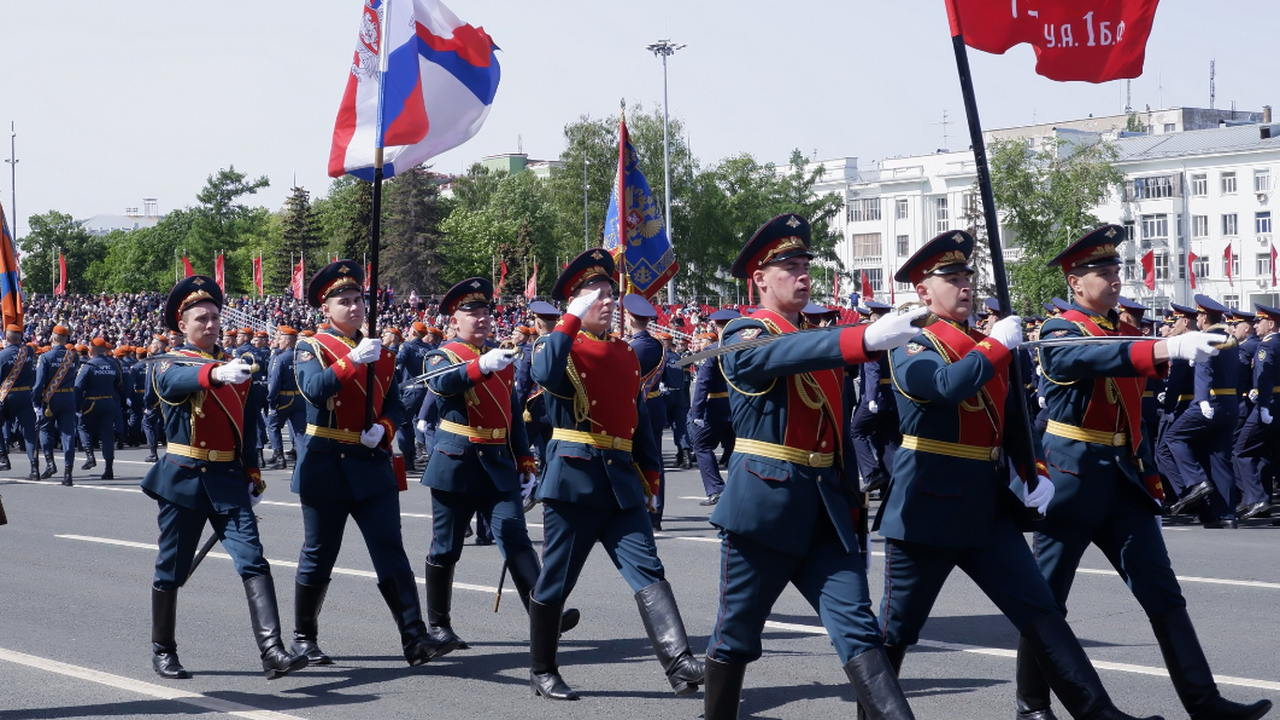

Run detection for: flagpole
[[365, 0, 392, 432], [946, 1, 1041, 502], [616, 100, 628, 331]]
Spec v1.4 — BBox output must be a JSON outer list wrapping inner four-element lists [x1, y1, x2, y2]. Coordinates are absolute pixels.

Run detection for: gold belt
[[306, 424, 362, 444], [878, 378, 892, 385], [900, 435, 1001, 462], [1141, 391, 1154, 398], [7, 385, 29, 392], [1046, 420, 1127, 447], [278, 390, 299, 396], [1208, 388, 1235, 396], [55, 388, 72, 393], [1177, 394, 1195, 402], [439, 419, 507, 442], [735, 437, 834, 468], [85, 395, 114, 401], [551, 428, 633, 452], [707, 392, 729, 399], [167, 442, 237, 462], [647, 390, 662, 400]]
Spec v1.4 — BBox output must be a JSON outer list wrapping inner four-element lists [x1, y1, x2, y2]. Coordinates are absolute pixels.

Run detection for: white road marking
[[0, 647, 309, 719]]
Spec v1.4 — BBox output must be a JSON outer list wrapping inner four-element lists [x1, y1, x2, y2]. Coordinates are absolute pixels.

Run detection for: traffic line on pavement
[[762, 621, 1280, 692], [0, 646, 309, 720]]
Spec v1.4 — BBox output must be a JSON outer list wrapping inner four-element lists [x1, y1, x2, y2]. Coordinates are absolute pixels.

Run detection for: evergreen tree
[[274, 186, 318, 293], [382, 166, 447, 295]]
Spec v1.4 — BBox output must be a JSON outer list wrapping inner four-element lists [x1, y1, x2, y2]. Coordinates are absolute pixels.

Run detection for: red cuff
[[554, 314, 582, 337], [1129, 340, 1164, 378], [839, 325, 879, 365], [466, 358, 486, 383], [1144, 475, 1165, 501], [377, 417, 396, 448], [972, 338, 1012, 370], [518, 456, 536, 475], [332, 354, 362, 385], [642, 469, 660, 497], [197, 363, 217, 389]]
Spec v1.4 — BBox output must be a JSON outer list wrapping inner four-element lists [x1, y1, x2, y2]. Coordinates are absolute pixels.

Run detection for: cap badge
[[785, 216, 801, 228]]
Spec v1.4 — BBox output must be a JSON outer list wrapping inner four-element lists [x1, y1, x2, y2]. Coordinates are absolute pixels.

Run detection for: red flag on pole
[[252, 254, 264, 296], [364, 263, 371, 291], [1187, 251, 1198, 289], [291, 258, 305, 300], [746, 279, 754, 305], [214, 253, 225, 291], [944, 0, 1161, 83], [182, 255, 194, 278], [832, 273, 840, 305], [524, 262, 538, 300], [860, 270, 874, 301], [497, 260, 508, 295], [1272, 243, 1278, 287], [56, 253, 67, 296], [1224, 243, 1234, 287], [1140, 250, 1155, 290]]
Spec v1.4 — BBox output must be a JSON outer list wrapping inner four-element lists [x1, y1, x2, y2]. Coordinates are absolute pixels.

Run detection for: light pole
[[4, 121, 16, 238], [645, 39, 684, 304], [583, 156, 590, 250]]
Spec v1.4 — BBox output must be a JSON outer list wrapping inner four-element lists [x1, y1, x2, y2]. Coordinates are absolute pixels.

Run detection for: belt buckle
[[611, 436, 623, 450], [1112, 432, 1125, 447], [989, 447, 1000, 462], [807, 452, 822, 466], [207, 449, 220, 462]]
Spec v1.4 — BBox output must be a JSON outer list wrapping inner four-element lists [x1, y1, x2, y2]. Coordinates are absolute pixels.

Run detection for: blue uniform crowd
[[4, 215, 1275, 720]]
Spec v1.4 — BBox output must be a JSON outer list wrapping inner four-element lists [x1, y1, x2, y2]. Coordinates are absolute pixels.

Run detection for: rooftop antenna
[[1124, 79, 1132, 114], [518, 134, 523, 154], [1157, 71, 1164, 109], [1209, 60, 1215, 109], [934, 109, 952, 151]]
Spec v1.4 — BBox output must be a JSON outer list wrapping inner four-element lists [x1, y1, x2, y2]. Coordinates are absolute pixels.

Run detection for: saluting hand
[[565, 288, 601, 319]]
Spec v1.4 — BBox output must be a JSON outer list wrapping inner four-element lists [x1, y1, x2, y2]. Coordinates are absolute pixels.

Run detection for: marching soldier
[[395, 322, 432, 471], [32, 325, 78, 485], [522, 301, 562, 469], [624, 294, 669, 529], [289, 260, 455, 667], [419, 278, 578, 653], [140, 275, 306, 680], [528, 249, 703, 701], [1233, 304, 1278, 520], [1158, 303, 1198, 511], [849, 299, 899, 493], [1119, 297, 1163, 456], [659, 332, 692, 470], [266, 327, 305, 470], [1015, 227, 1269, 720], [703, 215, 925, 720], [74, 338, 123, 481], [689, 309, 738, 506], [141, 335, 168, 463], [0, 324, 40, 479]]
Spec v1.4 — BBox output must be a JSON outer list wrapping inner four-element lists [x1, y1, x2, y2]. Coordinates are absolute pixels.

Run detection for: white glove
[[1038, 395, 1047, 409], [247, 480, 263, 508], [416, 419, 428, 434], [520, 471, 536, 500], [863, 305, 930, 352], [868, 400, 879, 414], [565, 288, 601, 319], [988, 316, 1024, 351], [1157, 391, 1166, 404], [693, 418, 706, 428], [1261, 408, 1274, 425], [360, 423, 385, 448], [1199, 400, 1215, 420], [212, 359, 253, 385], [1024, 475, 1055, 515], [658, 383, 668, 393], [478, 348, 516, 375], [348, 338, 383, 364], [1165, 332, 1226, 364]]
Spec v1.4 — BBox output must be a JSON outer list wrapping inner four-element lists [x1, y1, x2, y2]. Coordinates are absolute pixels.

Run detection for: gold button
[[820, 441, 828, 448], [611, 437, 623, 450], [335, 400, 341, 406], [200, 467, 207, 473], [989, 447, 1000, 461], [340, 453, 346, 459], [808, 452, 822, 466], [1113, 433, 1125, 446], [199, 441, 207, 447], [478, 450, 484, 456], [591, 400, 597, 406], [580, 373, 587, 379], [607, 459, 613, 465]]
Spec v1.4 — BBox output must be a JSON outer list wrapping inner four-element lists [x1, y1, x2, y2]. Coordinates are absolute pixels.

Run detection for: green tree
[[382, 166, 449, 294], [271, 186, 319, 293], [988, 136, 1123, 313], [86, 210, 195, 292], [186, 166, 271, 291], [20, 211, 106, 293], [960, 181, 997, 300], [313, 175, 373, 263], [439, 167, 555, 292]]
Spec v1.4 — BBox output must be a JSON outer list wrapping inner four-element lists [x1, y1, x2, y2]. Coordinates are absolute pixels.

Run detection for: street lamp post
[[5, 121, 17, 238], [583, 156, 590, 250], [645, 39, 685, 305]]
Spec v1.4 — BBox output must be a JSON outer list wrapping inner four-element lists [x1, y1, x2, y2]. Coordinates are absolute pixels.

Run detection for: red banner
[[252, 255, 264, 296], [832, 273, 840, 305], [497, 260, 508, 295], [524, 262, 538, 300], [1273, 244, 1278, 287], [1187, 251, 1198, 290], [291, 259, 306, 300], [945, 0, 1161, 83], [56, 253, 67, 296], [1140, 250, 1155, 290], [182, 255, 194, 278], [746, 278, 754, 305], [1224, 243, 1234, 287], [860, 269, 874, 301], [214, 253, 225, 291]]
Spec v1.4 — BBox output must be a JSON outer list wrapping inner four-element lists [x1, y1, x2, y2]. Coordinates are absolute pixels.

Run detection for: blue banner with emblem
[[602, 114, 679, 300]]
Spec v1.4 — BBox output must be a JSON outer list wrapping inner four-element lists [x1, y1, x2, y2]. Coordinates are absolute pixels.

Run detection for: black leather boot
[[291, 580, 333, 665], [81, 450, 96, 470], [858, 645, 910, 720], [100, 459, 114, 480], [423, 561, 469, 649], [704, 656, 747, 720], [1016, 633, 1061, 719], [144, 445, 159, 463], [244, 574, 308, 679], [1150, 607, 1272, 720], [40, 451, 56, 479], [376, 574, 457, 665], [1022, 613, 1163, 720], [843, 647, 916, 720], [0, 452, 10, 471], [635, 580, 704, 696], [507, 551, 580, 634], [61, 467, 73, 486], [529, 597, 578, 700], [151, 586, 190, 679], [27, 458, 39, 481], [269, 453, 286, 470]]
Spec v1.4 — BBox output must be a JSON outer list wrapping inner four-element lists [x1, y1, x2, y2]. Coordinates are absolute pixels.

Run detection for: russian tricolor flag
[[329, 0, 500, 179]]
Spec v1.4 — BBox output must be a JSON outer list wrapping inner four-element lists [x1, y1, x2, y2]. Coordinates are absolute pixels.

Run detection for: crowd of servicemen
[[1, 214, 1275, 720]]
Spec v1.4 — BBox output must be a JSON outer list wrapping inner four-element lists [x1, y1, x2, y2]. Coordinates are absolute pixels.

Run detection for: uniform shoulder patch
[[1048, 329, 1070, 339], [1259, 349, 1267, 361], [429, 355, 445, 366], [738, 328, 761, 341], [905, 342, 927, 356], [297, 350, 314, 364]]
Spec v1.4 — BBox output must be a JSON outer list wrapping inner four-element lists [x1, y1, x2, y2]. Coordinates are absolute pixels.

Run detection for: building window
[[1140, 214, 1168, 248], [1191, 215, 1209, 238], [1191, 174, 1207, 197], [1123, 257, 1136, 281], [1223, 294, 1240, 308], [1257, 253, 1273, 277], [1154, 253, 1169, 280], [1163, 123, 1177, 133], [895, 198, 909, 220], [862, 268, 884, 293], [1132, 175, 1177, 199], [896, 234, 910, 255], [1192, 255, 1210, 279], [849, 198, 881, 222], [1122, 221, 1135, 242], [1223, 213, 1239, 236], [1257, 211, 1272, 235], [1177, 251, 1186, 280], [1255, 169, 1271, 193], [1222, 171, 1237, 195], [933, 196, 949, 234], [851, 232, 882, 259]]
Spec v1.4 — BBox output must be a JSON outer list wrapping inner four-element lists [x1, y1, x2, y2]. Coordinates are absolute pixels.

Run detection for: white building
[[809, 107, 1280, 314], [80, 198, 163, 236]]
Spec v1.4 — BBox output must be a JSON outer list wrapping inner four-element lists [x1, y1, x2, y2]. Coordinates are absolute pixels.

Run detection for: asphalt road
[[2, 440, 1278, 720]]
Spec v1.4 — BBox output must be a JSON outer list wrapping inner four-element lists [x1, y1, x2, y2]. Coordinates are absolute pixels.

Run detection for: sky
[[1, 0, 1275, 240]]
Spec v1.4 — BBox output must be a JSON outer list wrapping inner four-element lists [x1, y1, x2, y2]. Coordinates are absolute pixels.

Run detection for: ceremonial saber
[[186, 532, 219, 581], [493, 561, 507, 612], [402, 349, 520, 389], [134, 355, 260, 373]]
